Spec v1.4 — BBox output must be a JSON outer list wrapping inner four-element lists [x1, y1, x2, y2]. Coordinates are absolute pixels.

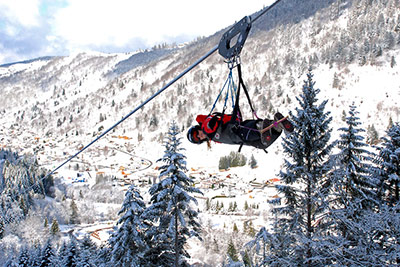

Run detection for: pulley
[[218, 16, 252, 60]]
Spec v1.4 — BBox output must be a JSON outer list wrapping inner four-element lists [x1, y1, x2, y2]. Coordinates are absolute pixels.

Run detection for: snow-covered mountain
[[1, 0, 400, 213], [1, 0, 399, 154], [0, 0, 400, 264]]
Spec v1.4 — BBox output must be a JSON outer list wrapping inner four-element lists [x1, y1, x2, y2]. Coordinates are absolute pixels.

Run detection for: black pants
[[234, 119, 281, 149]]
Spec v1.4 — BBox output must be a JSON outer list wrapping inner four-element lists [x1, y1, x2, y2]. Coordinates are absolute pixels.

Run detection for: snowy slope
[[0, 0, 400, 264]]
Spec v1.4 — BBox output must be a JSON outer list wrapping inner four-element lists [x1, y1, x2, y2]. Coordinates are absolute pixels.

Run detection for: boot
[[274, 112, 294, 133], [259, 119, 275, 146]]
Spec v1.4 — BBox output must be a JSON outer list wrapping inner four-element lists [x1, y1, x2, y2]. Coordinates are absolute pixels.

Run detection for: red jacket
[[196, 114, 234, 135]]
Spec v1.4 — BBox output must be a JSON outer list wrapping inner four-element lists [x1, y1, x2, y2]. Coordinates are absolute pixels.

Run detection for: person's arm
[[196, 115, 220, 135]]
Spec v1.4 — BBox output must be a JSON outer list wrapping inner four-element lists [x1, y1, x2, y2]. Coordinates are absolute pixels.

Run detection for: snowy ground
[[33, 129, 285, 254]]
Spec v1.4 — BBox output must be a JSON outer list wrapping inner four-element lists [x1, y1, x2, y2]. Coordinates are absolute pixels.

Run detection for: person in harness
[[188, 49, 294, 151], [187, 111, 294, 151]]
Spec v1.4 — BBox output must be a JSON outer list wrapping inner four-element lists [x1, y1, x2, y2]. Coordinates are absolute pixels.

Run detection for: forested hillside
[[0, 0, 400, 266], [0, 0, 399, 143]]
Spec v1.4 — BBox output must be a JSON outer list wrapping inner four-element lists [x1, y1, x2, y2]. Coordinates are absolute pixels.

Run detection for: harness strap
[[237, 64, 259, 119], [209, 69, 234, 115], [238, 143, 244, 153], [231, 63, 259, 123]]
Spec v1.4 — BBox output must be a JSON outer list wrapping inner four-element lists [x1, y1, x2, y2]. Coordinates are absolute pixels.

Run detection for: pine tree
[[366, 124, 379, 145], [40, 240, 56, 267], [205, 198, 211, 211], [60, 240, 79, 267], [247, 220, 256, 237], [0, 218, 4, 239], [109, 185, 147, 267], [244, 201, 249, 211], [249, 154, 257, 169], [69, 199, 80, 224], [327, 103, 378, 264], [334, 103, 376, 206], [388, 116, 394, 130], [50, 218, 60, 236], [232, 223, 239, 233], [271, 68, 334, 266], [31, 244, 42, 267], [375, 123, 400, 205], [242, 250, 252, 267], [246, 227, 272, 266], [228, 202, 233, 212], [57, 241, 68, 265], [226, 238, 239, 262], [391, 55, 396, 68], [94, 244, 112, 266], [18, 246, 31, 266], [78, 235, 96, 267], [142, 122, 202, 267]]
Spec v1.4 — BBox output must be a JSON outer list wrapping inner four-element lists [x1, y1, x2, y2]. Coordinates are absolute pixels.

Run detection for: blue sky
[[0, 0, 271, 65]]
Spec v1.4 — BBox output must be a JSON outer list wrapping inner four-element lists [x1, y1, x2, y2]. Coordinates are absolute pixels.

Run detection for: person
[[187, 112, 294, 151]]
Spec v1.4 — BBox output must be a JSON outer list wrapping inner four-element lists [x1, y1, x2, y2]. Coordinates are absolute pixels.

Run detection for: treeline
[[3, 69, 400, 266], [245, 69, 400, 266], [0, 150, 53, 239], [2, 123, 202, 266]]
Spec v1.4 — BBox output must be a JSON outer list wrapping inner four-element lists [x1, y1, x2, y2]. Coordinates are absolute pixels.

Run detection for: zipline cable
[[0, 46, 218, 224], [251, 0, 282, 24], [48, 0, 284, 179], [1, 0, 284, 224], [47, 45, 218, 178]]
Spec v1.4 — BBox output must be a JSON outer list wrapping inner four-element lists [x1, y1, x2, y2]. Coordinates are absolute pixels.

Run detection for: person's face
[[197, 130, 207, 140]]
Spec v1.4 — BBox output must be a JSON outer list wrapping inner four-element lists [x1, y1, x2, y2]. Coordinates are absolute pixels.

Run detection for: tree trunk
[[175, 209, 179, 267], [306, 183, 312, 267], [306, 160, 313, 267]]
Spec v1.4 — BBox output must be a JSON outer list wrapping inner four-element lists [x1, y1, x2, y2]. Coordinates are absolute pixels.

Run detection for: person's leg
[[260, 119, 282, 147], [274, 112, 294, 133], [234, 120, 261, 142], [233, 119, 283, 149]]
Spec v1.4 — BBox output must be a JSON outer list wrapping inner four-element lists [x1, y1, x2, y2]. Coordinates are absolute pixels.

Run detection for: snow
[[1, 1, 400, 265]]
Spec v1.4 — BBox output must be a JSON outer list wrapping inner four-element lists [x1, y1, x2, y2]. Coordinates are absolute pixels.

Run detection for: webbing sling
[[231, 63, 259, 123]]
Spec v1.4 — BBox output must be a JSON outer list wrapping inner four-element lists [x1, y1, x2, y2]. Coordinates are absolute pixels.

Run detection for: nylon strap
[[231, 63, 258, 123], [237, 64, 258, 118]]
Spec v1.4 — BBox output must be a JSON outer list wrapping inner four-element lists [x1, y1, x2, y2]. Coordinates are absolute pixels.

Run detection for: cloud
[[0, 0, 271, 64], [0, 0, 41, 28], [0, 0, 60, 63]]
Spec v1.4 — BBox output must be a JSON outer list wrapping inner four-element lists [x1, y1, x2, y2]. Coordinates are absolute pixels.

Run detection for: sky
[[0, 0, 273, 65]]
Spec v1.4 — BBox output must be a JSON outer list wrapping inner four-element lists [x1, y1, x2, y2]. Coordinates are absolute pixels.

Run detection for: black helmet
[[187, 125, 204, 144]]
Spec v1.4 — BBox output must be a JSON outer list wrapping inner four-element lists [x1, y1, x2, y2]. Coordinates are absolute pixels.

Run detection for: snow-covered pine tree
[[50, 218, 60, 236], [17, 246, 31, 266], [370, 122, 400, 265], [327, 103, 380, 264], [249, 154, 257, 169], [69, 198, 80, 225], [374, 122, 400, 205], [40, 240, 56, 267], [333, 102, 376, 206], [109, 185, 147, 267], [246, 226, 274, 266], [0, 218, 4, 239], [142, 122, 202, 267], [77, 235, 96, 267], [0, 149, 52, 228], [271, 68, 334, 266], [93, 244, 111, 267], [226, 238, 239, 262], [31, 244, 42, 267], [59, 240, 79, 267]]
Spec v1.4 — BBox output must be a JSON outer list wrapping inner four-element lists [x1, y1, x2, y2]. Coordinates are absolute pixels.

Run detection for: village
[[1, 121, 283, 245], [0, 122, 281, 196]]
